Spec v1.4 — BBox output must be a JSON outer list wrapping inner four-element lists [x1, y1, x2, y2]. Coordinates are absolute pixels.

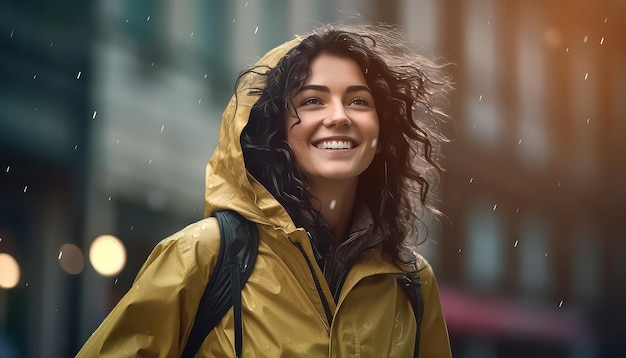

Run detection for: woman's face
[[286, 53, 379, 186]]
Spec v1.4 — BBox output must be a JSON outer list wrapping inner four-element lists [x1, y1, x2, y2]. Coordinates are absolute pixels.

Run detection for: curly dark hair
[[240, 23, 452, 264]]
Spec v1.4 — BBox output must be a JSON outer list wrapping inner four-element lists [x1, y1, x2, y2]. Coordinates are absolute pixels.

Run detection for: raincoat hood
[[204, 37, 303, 231]]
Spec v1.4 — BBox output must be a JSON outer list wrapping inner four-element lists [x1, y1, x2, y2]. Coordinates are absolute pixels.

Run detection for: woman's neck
[[308, 178, 358, 245]]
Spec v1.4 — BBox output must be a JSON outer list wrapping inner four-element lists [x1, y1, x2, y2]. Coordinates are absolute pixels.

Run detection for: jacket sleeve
[[418, 260, 452, 358], [76, 219, 221, 358]]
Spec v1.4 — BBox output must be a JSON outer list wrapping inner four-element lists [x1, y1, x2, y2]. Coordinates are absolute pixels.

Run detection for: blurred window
[[516, 9, 550, 169], [401, 0, 440, 55], [463, 0, 502, 148], [465, 201, 504, 291], [519, 214, 552, 298], [569, 49, 597, 182], [571, 225, 601, 303]]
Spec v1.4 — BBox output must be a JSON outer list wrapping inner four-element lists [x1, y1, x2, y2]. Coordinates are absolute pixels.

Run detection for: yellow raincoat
[[77, 37, 451, 358]]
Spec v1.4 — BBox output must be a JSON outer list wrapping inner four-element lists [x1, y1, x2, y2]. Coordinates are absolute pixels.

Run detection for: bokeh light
[[58, 243, 85, 275], [89, 235, 126, 277], [0, 253, 20, 289]]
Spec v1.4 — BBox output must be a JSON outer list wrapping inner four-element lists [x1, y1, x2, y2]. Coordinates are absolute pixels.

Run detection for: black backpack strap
[[399, 273, 424, 358], [181, 210, 258, 358]]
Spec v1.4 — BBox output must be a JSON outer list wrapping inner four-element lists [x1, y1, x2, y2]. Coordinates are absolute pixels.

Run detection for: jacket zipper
[[292, 241, 334, 326]]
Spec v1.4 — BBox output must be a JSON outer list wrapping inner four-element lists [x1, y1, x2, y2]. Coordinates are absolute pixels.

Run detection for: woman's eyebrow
[[298, 84, 329, 93], [297, 84, 372, 94], [345, 85, 372, 94]]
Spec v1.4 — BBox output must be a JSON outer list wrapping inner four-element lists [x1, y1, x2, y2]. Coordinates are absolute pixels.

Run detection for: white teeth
[[317, 140, 354, 149]]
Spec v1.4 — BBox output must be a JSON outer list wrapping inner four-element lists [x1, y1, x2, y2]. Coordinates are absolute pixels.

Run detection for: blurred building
[[0, 0, 624, 357]]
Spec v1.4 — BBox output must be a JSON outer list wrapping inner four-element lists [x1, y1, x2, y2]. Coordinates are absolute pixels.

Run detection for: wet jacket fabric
[[77, 37, 451, 358]]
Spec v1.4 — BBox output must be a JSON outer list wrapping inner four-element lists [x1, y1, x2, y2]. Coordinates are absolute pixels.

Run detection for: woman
[[77, 23, 453, 357]]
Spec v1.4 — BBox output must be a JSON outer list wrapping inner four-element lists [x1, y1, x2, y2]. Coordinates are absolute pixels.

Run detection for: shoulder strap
[[181, 210, 258, 358], [399, 274, 424, 358]]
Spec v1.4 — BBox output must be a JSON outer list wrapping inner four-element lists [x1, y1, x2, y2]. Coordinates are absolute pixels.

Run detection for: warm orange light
[[89, 235, 126, 277], [0, 253, 20, 289]]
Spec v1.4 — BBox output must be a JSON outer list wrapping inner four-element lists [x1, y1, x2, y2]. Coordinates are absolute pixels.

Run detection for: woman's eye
[[350, 98, 369, 106], [301, 98, 321, 106]]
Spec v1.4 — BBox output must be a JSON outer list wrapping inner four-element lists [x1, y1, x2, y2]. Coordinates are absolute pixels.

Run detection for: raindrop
[[114, 278, 119, 284], [74, 145, 78, 150], [516, 208, 520, 213], [370, 138, 377, 148], [204, 74, 208, 79], [604, 18, 608, 24], [514, 240, 518, 247], [545, 252, 548, 257], [125, 19, 129, 23], [108, 196, 112, 201], [6, 166, 9, 173], [198, 99, 202, 104], [190, 32, 194, 37], [478, 94, 483, 101], [130, 226, 134, 230], [255, 26, 259, 34], [245, 2, 249, 7], [160, 124, 165, 133], [148, 159, 152, 164], [92, 110, 97, 119], [329, 200, 336, 210], [364, 68, 369, 74], [586, 118, 591, 124], [600, 37, 605, 45], [493, 204, 497, 211], [58, 251, 63, 260], [25, 282, 29, 287], [10, 30, 14, 38], [557, 182, 561, 188], [559, 300, 563, 308], [76, 71, 82, 80], [518, 139, 522, 145], [565, 47, 569, 53], [232, 19, 236, 23], [151, 62, 155, 66], [584, 73, 589, 80], [33, 74, 37, 79], [116, 139, 120, 144], [146, 16, 151, 22], [23, 186, 28, 193], [50, 42, 54, 47], [458, 249, 462, 253], [469, 178, 474, 183], [583, 35, 588, 43]]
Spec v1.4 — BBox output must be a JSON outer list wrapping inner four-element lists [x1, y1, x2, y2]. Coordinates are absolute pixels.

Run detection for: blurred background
[[1, 0, 625, 357]]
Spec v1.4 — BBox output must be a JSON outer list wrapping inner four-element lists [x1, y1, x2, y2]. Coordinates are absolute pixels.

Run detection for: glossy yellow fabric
[[77, 35, 451, 358]]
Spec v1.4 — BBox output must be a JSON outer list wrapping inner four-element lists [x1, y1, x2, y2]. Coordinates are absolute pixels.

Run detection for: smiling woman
[[285, 54, 381, 243], [77, 22, 453, 357]]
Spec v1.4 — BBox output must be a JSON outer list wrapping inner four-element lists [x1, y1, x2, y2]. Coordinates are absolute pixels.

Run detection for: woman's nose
[[323, 101, 351, 127]]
